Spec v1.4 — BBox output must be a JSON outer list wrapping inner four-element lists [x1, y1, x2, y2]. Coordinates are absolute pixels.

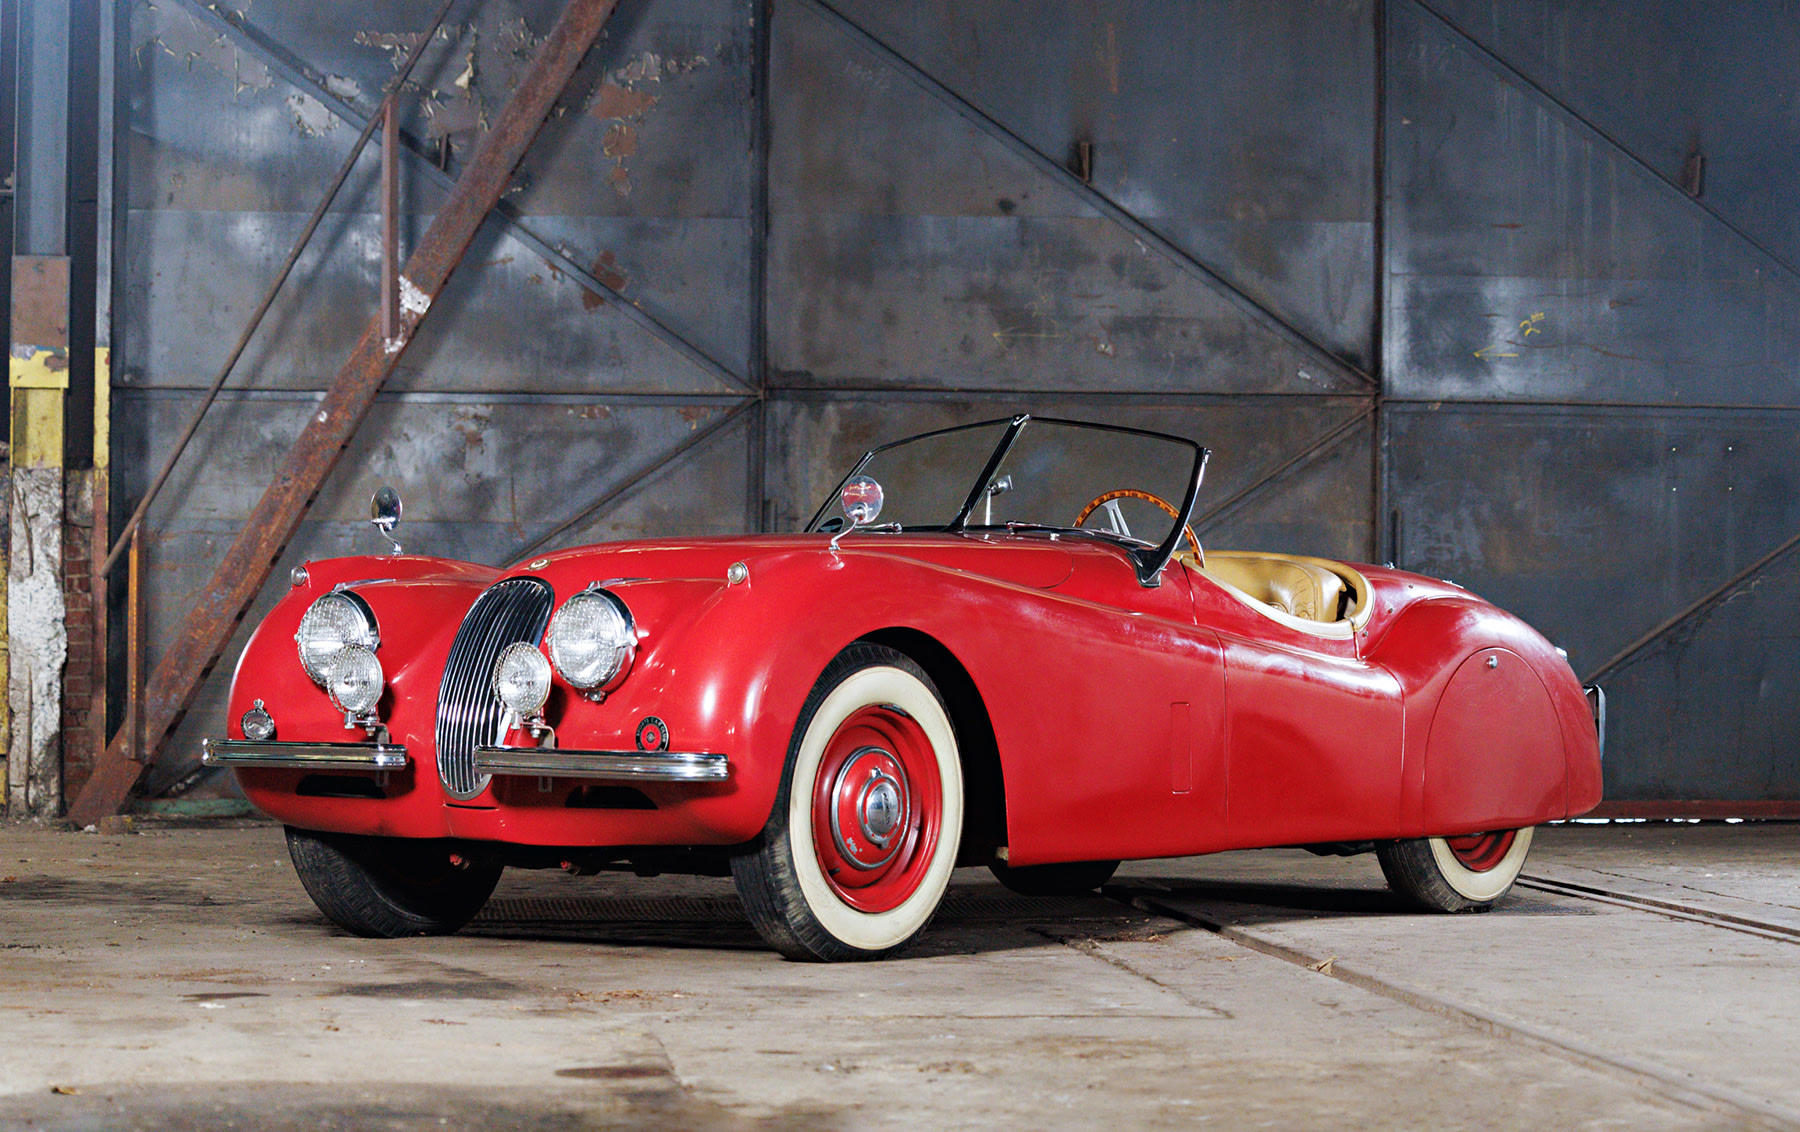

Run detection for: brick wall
[[62, 469, 98, 803]]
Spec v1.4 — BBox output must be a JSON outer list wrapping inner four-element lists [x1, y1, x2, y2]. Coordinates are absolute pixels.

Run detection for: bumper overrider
[[202, 738, 729, 784]]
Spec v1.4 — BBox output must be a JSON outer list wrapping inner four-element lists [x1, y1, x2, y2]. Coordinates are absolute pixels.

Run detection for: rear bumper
[[1584, 684, 1607, 762], [473, 746, 729, 783], [203, 738, 408, 772]]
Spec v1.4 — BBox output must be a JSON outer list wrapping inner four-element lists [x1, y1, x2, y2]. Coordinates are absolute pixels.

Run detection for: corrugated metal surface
[[113, 0, 1800, 804]]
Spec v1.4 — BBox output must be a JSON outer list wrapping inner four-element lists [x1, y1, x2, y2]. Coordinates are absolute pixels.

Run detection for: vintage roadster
[[206, 415, 1604, 960]]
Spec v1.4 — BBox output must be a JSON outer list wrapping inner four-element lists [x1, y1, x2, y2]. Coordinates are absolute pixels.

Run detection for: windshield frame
[[805, 414, 1211, 587]]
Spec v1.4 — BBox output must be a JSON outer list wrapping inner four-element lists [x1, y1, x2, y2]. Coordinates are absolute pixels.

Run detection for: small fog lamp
[[326, 644, 384, 718], [493, 642, 553, 723], [240, 700, 276, 742]]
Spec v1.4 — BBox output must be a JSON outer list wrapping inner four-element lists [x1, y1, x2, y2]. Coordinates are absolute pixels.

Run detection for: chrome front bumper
[[202, 738, 409, 772], [473, 746, 730, 783]]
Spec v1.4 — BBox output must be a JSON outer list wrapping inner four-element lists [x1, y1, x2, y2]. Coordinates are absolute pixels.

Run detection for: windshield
[[806, 416, 1209, 584]]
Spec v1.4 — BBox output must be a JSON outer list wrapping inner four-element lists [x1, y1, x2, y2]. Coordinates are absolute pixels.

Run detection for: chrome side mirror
[[369, 486, 403, 555], [829, 475, 884, 552]]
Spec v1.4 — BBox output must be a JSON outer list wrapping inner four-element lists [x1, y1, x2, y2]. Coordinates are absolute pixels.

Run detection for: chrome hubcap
[[828, 747, 911, 871], [860, 774, 901, 844]]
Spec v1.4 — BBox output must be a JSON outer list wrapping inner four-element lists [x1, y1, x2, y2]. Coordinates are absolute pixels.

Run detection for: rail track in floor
[[1514, 872, 1800, 945], [1109, 876, 1800, 1130]]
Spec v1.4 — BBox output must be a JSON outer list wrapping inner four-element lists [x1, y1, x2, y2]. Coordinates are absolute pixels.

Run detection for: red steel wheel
[[1443, 830, 1517, 873], [732, 643, 963, 960], [809, 705, 944, 914]]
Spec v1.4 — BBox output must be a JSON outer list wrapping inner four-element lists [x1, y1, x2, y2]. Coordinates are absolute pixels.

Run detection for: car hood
[[509, 532, 1075, 590]]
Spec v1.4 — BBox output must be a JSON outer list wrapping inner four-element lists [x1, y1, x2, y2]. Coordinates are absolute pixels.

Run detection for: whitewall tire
[[732, 643, 963, 961], [1377, 827, 1534, 912]]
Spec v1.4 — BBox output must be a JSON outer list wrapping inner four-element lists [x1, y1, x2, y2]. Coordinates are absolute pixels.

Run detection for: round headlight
[[547, 589, 635, 691], [296, 591, 379, 685], [492, 642, 552, 719], [326, 644, 384, 716]]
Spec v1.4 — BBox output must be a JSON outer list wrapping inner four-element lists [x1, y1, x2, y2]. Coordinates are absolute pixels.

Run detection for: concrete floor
[[0, 821, 1795, 1130]]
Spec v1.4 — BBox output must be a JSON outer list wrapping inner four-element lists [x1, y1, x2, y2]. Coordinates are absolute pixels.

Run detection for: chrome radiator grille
[[435, 577, 553, 799]]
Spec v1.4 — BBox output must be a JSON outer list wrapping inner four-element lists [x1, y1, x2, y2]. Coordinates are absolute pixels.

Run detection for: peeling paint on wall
[[581, 251, 629, 310], [323, 73, 363, 102], [583, 49, 710, 199], [8, 469, 66, 818], [284, 91, 337, 137], [144, 7, 274, 98]]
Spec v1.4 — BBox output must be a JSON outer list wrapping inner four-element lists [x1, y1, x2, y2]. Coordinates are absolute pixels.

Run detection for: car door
[[1183, 567, 1407, 848]]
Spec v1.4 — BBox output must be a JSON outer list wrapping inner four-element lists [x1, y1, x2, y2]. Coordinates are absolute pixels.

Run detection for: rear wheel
[[1377, 826, 1533, 912], [732, 643, 963, 961], [286, 827, 502, 937], [989, 859, 1119, 896]]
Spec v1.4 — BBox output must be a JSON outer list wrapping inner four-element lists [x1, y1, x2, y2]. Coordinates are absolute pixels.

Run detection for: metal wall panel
[[1423, 0, 1800, 271], [1388, 404, 1800, 801], [764, 0, 1372, 396], [828, 0, 1379, 373], [109, 0, 1800, 806], [124, 0, 753, 391], [1384, 0, 1800, 803], [1385, 0, 1800, 407]]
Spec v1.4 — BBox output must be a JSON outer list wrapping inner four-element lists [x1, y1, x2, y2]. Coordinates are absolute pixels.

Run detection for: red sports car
[[206, 415, 1605, 960]]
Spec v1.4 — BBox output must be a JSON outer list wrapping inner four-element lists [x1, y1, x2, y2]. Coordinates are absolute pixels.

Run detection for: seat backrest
[[1198, 553, 1345, 623]]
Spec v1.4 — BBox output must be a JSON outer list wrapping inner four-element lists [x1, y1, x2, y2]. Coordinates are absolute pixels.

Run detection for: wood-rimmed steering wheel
[[1072, 488, 1202, 565]]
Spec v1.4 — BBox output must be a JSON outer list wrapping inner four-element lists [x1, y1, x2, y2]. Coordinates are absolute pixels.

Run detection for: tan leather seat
[[1194, 551, 1348, 623]]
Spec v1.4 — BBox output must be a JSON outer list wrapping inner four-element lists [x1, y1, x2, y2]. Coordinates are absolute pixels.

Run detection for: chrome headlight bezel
[[295, 590, 380, 686], [547, 587, 636, 694]]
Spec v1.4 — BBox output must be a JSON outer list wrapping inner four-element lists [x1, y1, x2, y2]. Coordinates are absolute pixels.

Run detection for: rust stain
[[608, 165, 632, 197], [588, 82, 659, 122], [602, 124, 637, 159], [581, 252, 629, 311], [677, 407, 710, 427], [571, 405, 613, 421]]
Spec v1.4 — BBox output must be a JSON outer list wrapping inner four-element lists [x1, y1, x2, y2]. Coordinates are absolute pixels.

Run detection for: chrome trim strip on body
[[202, 738, 409, 772], [472, 746, 730, 783]]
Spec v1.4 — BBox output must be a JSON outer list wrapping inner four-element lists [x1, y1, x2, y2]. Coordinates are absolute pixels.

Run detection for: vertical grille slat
[[436, 578, 554, 799]]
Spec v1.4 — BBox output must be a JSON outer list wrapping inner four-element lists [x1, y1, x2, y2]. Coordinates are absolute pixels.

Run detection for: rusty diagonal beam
[[98, 0, 458, 581], [68, 0, 624, 826], [167, 0, 756, 399]]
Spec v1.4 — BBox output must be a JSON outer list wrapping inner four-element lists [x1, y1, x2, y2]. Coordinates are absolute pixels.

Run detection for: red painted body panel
[[224, 531, 1603, 863]]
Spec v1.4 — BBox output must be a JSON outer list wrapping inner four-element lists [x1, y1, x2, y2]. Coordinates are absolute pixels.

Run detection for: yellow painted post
[[90, 348, 111, 788]]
